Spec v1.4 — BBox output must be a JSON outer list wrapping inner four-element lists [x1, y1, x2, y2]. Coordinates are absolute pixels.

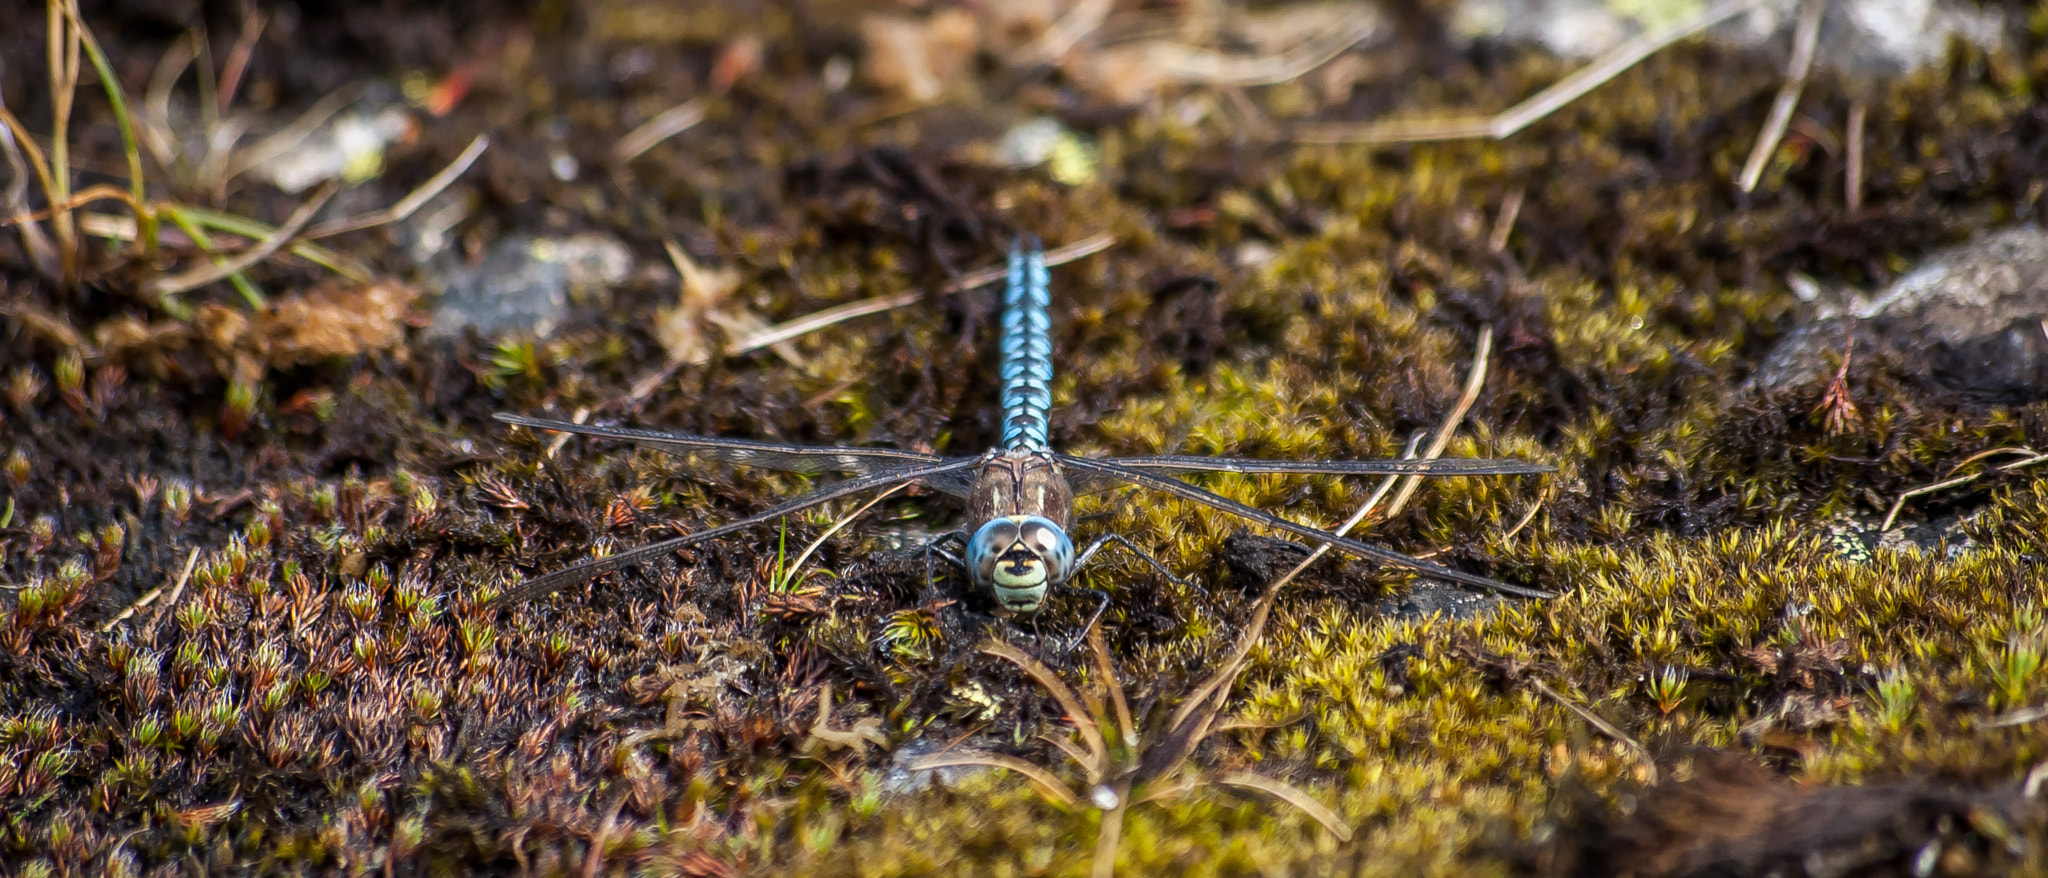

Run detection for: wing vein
[[1059, 457, 1553, 599], [490, 457, 982, 608]]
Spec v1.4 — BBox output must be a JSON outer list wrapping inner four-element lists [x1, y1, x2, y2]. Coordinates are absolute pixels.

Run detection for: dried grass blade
[[1088, 626, 1135, 748], [1382, 325, 1493, 517], [162, 206, 372, 280], [777, 482, 909, 589], [983, 639, 1107, 776], [1292, 0, 1767, 144], [1043, 733, 1095, 772], [906, 751, 1080, 808], [722, 234, 1115, 357], [149, 182, 333, 297], [1215, 772, 1353, 841], [1166, 329, 1497, 739], [614, 100, 706, 163], [1736, 0, 1827, 193], [300, 134, 488, 240], [63, 0, 152, 250], [0, 118, 60, 278], [1529, 677, 1657, 784], [1155, 17, 1378, 87]]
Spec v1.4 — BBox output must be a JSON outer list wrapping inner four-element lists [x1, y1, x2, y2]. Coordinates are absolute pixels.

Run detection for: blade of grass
[[1736, 0, 1826, 193], [160, 204, 266, 309], [775, 482, 910, 591], [1091, 778, 1132, 878], [1381, 326, 1494, 517], [63, 0, 156, 254], [152, 182, 333, 297], [153, 206, 372, 279], [1163, 331, 1495, 739], [1528, 677, 1657, 784], [47, 0, 82, 281], [141, 33, 196, 172], [3, 183, 143, 224]]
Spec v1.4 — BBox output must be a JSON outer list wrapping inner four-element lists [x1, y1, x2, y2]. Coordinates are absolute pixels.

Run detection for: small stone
[[428, 234, 632, 338], [1755, 225, 2048, 401]]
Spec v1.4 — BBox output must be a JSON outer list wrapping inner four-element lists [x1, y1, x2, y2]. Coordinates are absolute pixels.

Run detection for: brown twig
[[102, 546, 199, 634], [1880, 449, 2048, 532]]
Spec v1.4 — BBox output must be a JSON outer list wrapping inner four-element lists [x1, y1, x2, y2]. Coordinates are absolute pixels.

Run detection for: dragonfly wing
[[491, 457, 983, 608], [1058, 457, 1554, 599], [1104, 454, 1555, 476], [497, 413, 949, 479]]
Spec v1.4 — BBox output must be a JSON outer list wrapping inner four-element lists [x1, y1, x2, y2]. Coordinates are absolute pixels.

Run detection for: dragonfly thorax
[[967, 515, 1075, 613]]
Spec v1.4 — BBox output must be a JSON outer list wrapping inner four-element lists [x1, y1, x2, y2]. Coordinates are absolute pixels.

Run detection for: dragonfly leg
[[1059, 583, 1112, 656], [1073, 533, 1195, 591], [918, 531, 969, 597]]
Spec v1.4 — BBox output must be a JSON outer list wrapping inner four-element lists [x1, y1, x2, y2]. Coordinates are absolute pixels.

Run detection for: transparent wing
[[497, 413, 975, 494], [1067, 454, 1552, 494], [490, 457, 983, 608], [1058, 456, 1553, 599], [1105, 455, 1554, 476]]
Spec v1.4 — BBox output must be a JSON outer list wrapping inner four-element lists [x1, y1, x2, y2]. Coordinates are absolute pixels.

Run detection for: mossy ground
[[4, 1, 2048, 875]]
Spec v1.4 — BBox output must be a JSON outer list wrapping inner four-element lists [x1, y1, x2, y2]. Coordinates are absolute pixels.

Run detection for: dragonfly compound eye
[[968, 515, 1073, 613]]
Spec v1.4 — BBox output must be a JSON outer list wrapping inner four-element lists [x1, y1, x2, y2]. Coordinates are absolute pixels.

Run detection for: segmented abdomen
[[1000, 242, 1053, 451]]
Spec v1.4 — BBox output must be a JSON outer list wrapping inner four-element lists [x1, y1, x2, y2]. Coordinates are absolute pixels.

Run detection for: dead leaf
[[803, 683, 889, 756], [861, 10, 980, 104], [653, 242, 741, 365]]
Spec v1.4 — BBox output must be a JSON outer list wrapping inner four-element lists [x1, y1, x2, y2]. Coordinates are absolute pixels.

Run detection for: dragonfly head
[[967, 515, 1074, 613]]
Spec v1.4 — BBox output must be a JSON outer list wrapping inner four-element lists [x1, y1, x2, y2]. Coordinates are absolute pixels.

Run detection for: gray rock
[[1453, 0, 2004, 80], [427, 233, 632, 338], [1755, 225, 2048, 401], [880, 736, 991, 796]]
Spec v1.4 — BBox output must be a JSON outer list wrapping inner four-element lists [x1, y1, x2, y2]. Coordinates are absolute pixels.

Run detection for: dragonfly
[[492, 239, 1555, 621]]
